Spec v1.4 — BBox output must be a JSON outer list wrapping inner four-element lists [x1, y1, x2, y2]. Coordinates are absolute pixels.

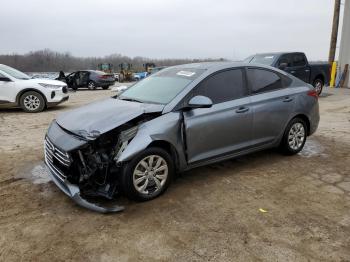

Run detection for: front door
[[0, 74, 16, 103], [289, 53, 310, 83], [183, 68, 253, 164]]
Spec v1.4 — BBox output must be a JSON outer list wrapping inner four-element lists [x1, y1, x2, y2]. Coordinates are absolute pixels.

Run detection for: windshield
[[119, 67, 205, 104], [247, 55, 276, 66], [0, 64, 30, 80]]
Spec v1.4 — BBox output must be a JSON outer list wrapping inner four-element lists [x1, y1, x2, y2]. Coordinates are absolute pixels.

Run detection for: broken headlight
[[114, 126, 138, 161]]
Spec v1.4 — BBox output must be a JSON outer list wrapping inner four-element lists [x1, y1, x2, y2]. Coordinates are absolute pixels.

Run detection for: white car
[[0, 64, 69, 113]]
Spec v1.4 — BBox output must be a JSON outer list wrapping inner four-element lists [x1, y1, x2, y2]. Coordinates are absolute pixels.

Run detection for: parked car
[[0, 64, 69, 113], [245, 52, 330, 95], [60, 70, 115, 90], [113, 73, 120, 82], [44, 62, 319, 212], [133, 72, 148, 81]]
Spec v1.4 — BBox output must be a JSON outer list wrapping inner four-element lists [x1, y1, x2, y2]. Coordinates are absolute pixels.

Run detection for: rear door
[[184, 68, 253, 163], [289, 53, 310, 83], [247, 67, 295, 146], [80, 71, 90, 86]]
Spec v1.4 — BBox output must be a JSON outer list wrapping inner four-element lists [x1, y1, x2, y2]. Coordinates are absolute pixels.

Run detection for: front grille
[[45, 137, 71, 181]]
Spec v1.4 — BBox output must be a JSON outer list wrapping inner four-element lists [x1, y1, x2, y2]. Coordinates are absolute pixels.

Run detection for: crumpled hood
[[56, 98, 164, 139]]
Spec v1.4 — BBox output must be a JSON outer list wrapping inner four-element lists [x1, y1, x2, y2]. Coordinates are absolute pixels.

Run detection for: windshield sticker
[[264, 56, 274, 59], [177, 71, 196, 77]]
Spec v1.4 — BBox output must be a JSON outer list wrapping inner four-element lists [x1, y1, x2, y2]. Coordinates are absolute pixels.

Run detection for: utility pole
[[328, 0, 341, 63]]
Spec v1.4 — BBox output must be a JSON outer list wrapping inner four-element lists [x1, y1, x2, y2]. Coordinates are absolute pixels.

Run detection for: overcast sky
[[0, 0, 336, 60]]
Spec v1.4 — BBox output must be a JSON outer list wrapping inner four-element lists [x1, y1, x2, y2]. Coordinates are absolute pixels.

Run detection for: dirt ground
[[1, 86, 350, 262]]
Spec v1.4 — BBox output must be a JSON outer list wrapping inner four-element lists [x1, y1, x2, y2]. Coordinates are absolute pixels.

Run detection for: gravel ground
[[0, 86, 350, 262]]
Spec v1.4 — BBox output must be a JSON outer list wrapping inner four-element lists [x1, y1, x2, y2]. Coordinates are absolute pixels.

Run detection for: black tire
[[313, 78, 324, 95], [19, 91, 45, 113], [102, 86, 109, 90], [71, 86, 78, 91], [280, 118, 307, 155], [87, 81, 96, 90], [120, 147, 174, 201]]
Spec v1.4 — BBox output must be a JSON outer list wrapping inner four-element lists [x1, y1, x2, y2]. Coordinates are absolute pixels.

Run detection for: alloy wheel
[[88, 82, 95, 90], [288, 123, 305, 151], [314, 80, 323, 95], [132, 155, 168, 195], [23, 95, 41, 111]]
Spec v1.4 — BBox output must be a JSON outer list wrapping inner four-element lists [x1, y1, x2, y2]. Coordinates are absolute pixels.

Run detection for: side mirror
[[0, 77, 11, 82], [187, 95, 213, 109], [278, 63, 288, 70]]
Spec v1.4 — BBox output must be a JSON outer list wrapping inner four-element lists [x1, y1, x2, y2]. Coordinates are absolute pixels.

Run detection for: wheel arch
[[146, 140, 181, 171], [117, 136, 183, 172], [16, 88, 48, 106], [290, 114, 311, 135], [313, 74, 324, 84]]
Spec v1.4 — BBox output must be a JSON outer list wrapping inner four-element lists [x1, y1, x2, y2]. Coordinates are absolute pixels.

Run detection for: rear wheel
[[313, 78, 324, 95], [120, 147, 174, 201], [102, 86, 109, 90], [19, 91, 45, 113], [280, 118, 307, 155], [87, 81, 96, 90]]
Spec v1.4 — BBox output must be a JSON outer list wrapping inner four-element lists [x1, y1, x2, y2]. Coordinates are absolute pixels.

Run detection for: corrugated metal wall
[[338, 0, 350, 87]]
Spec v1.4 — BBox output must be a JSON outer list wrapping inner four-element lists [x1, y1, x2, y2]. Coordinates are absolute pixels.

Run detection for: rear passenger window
[[193, 69, 246, 104], [247, 68, 283, 94]]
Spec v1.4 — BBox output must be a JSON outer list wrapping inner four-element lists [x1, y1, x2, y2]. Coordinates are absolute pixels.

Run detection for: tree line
[[0, 49, 224, 72]]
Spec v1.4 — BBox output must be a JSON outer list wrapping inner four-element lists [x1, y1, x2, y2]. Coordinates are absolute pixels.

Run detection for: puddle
[[299, 139, 327, 158], [15, 161, 51, 184]]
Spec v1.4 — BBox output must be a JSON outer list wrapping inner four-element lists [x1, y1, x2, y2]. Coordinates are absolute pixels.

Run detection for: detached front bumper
[[45, 158, 124, 213], [44, 128, 124, 213]]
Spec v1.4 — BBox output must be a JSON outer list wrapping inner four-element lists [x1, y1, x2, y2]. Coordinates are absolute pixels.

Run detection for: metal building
[[338, 0, 350, 87]]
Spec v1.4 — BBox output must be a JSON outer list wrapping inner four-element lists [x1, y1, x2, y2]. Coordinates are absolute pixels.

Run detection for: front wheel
[[280, 118, 307, 155], [87, 81, 96, 90], [313, 78, 324, 95], [19, 91, 45, 113], [120, 147, 174, 201], [102, 86, 109, 90]]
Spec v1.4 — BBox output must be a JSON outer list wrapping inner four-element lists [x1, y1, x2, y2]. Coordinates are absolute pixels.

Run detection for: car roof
[[250, 52, 304, 56], [168, 61, 279, 71]]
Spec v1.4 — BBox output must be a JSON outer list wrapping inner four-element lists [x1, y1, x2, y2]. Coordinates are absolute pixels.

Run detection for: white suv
[[0, 64, 69, 113]]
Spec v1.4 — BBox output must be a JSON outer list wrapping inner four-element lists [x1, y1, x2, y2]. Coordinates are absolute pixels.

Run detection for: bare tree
[[0, 49, 223, 72]]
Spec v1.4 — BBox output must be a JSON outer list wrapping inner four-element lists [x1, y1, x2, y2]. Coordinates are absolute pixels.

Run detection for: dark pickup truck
[[245, 52, 330, 95]]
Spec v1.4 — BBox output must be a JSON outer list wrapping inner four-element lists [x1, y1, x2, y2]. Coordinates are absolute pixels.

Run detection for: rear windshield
[[119, 67, 206, 104]]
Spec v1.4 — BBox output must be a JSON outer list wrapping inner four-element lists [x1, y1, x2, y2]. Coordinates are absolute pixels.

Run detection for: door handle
[[236, 107, 249, 113], [283, 97, 293, 102]]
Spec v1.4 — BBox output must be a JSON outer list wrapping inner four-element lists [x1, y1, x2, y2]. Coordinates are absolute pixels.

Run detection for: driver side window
[[278, 55, 292, 67], [192, 69, 246, 104]]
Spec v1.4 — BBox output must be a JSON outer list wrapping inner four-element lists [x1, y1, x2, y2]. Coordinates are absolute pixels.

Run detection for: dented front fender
[[117, 112, 187, 170]]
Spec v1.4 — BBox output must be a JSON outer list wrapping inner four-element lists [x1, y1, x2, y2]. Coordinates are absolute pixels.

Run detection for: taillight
[[99, 75, 109, 79], [307, 89, 318, 98]]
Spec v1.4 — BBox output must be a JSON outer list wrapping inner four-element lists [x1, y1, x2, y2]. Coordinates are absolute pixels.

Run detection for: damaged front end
[[44, 120, 142, 213]]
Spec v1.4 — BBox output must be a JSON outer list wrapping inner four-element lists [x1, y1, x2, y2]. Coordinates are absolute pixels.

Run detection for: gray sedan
[[44, 62, 319, 212]]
